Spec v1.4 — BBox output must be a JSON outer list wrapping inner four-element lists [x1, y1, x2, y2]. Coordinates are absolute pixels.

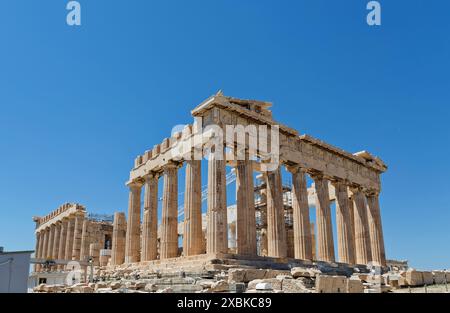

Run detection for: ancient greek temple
[[32, 203, 113, 273], [112, 92, 387, 270]]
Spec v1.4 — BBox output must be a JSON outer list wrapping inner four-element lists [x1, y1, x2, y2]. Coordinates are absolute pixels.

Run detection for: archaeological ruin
[[31, 93, 411, 293]]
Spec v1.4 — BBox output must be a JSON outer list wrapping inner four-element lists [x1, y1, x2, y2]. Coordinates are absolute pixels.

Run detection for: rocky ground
[[32, 267, 450, 294]]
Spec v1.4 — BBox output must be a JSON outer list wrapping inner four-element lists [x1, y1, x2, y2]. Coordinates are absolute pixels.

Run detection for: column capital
[[364, 189, 380, 197], [127, 180, 143, 189], [285, 164, 307, 174], [144, 172, 159, 181]]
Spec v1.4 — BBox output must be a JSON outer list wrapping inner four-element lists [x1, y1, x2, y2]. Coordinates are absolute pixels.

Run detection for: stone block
[[315, 275, 347, 293], [422, 271, 433, 285], [346, 279, 364, 293], [291, 267, 321, 278], [405, 270, 423, 286], [281, 278, 311, 293], [248, 279, 282, 291], [432, 271, 446, 285], [255, 283, 273, 290], [211, 280, 229, 292]]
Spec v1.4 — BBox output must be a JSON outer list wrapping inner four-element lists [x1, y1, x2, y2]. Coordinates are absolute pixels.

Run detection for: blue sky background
[[0, 0, 449, 270]]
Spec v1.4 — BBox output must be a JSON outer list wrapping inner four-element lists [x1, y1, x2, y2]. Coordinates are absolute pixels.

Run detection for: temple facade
[[111, 93, 387, 269]]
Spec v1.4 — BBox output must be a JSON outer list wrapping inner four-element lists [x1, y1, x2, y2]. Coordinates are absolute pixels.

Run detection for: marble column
[[348, 196, 356, 256], [42, 228, 49, 261], [160, 163, 179, 259], [47, 224, 55, 260], [366, 191, 386, 266], [333, 181, 355, 265], [72, 213, 84, 261], [64, 216, 75, 262], [34, 232, 41, 272], [57, 219, 68, 270], [125, 181, 142, 263], [183, 159, 203, 256], [352, 187, 372, 265], [265, 167, 286, 258], [141, 174, 159, 261], [312, 175, 335, 263], [288, 166, 313, 261], [111, 212, 127, 265], [206, 152, 228, 254], [259, 187, 268, 256], [89, 243, 101, 266], [235, 160, 257, 255], [80, 219, 92, 262], [52, 222, 61, 267]]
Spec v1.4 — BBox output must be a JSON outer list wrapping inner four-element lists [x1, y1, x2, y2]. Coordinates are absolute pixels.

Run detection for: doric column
[[125, 181, 142, 263], [265, 167, 286, 258], [141, 174, 159, 261], [80, 219, 92, 262], [312, 174, 335, 262], [160, 163, 179, 259], [64, 216, 75, 262], [41, 228, 49, 261], [348, 195, 356, 256], [52, 222, 61, 265], [89, 243, 101, 266], [34, 232, 41, 272], [72, 213, 84, 260], [183, 159, 203, 256], [288, 166, 313, 261], [57, 219, 68, 270], [351, 187, 372, 265], [47, 224, 55, 260], [366, 191, 386, 266], [206, 152, 228, 254], [235, 159, 257, 255], [259, 185, 268, 256], [111, 212, 127, 265], [333, 181, 355, 265]]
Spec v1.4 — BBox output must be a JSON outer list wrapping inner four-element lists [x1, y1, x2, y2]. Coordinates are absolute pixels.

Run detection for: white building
[[0, 247, 33, 293]]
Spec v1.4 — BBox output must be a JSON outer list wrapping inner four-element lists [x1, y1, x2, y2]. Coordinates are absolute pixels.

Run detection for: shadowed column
[[160, 163, 179, 259], [34, 232, 41, 272], [288, 166, 313, 261], [366, 191, 386, 266], [265, 167, 286, 258], [333, 181, 355, 265], [57, 219, 68, 270], [125, 181, 142, 263], [64, 216, 75, 264], [183, 159, 203, 256], [71, 213, 84, 261], [352, 187, 372, 265], [142, 174, 159, 261], [51, 222, 61, 270], [206, 152, 228, 254], [236, 159, 257, 255], [312, 175, 335, 263], [47, 224, 55, 261], [111, 212, 127, 265]]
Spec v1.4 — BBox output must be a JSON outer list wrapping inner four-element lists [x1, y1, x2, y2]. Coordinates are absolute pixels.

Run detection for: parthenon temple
[[31, 93, 388, 280], [113, 92, 387, 272]]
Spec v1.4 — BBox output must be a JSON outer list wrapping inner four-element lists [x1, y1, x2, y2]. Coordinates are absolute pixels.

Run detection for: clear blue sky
[[0, 1, 449, 270]]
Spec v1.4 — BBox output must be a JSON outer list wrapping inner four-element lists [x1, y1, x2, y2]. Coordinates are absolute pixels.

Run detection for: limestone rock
[[211, 280, 229, 292], [315, 275, 347, 293], [346, 279, 364, 293], [255, 283, 272, 290], [291, 267, 321, 278]]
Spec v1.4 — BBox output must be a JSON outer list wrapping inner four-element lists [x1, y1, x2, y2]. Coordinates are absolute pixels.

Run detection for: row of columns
[[117, 156, 385, 267], [34, 212, 85, 272]]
